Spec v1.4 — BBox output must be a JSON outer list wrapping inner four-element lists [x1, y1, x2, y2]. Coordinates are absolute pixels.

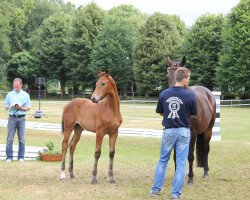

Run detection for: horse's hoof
[[202, 174, 209, 179], [187, 180, 194, 186], [60, 172, 66, 180], [109, 179, 116, 184], [91, 178, 97, 185], [70, 174, 76, 179]]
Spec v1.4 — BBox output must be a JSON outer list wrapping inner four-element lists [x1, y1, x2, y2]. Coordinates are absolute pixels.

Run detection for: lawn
[[0, 101, 249, 200]]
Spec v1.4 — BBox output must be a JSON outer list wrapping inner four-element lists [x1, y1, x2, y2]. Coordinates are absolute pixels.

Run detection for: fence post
[[212, 91, 221, 141]]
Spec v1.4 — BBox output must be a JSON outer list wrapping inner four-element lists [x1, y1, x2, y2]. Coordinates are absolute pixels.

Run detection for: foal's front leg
[[108, 133, 118, 183], [92, 132, 104, 184]]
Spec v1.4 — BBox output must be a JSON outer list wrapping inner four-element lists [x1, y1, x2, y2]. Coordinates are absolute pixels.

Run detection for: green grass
[[0, 102, 249, 200]]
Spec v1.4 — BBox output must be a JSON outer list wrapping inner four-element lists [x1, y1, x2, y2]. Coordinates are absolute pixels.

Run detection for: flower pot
[[40, 153, 62, 162]]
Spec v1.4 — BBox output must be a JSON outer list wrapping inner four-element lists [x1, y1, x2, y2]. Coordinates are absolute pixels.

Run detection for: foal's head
[[91, 69, 116, 103], [166, 56, 186, 87]]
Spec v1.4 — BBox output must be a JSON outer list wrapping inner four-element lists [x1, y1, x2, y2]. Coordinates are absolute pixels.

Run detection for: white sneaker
[[6, 159, 12, 163], [19, 159, 25, 162]]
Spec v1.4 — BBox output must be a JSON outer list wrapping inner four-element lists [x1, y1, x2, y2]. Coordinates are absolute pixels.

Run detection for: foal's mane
[[99, 72, 120, 109]]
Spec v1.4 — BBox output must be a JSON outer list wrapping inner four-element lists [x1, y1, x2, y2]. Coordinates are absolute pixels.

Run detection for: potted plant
[[39, 140, 62, 162]]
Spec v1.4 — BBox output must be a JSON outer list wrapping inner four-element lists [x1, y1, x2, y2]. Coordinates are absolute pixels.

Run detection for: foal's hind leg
[[108, 132, 118, 184], [68, 124, 83, 179], [61, 129, 73, 180], [203, 128, 212, 178]]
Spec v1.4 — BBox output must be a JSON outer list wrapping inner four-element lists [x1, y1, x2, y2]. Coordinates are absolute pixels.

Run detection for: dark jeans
[[6, 116, 26, 160]]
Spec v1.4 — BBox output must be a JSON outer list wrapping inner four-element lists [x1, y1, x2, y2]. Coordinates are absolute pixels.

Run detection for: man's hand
[[15, 104, 22, 110]]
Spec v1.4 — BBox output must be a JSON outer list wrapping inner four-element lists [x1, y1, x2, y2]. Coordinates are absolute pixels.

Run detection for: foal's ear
[[180, 56, 186, 67], [166, 56, 173, 66], [98, 70, 103, 77], [105, 66, 110, 76]]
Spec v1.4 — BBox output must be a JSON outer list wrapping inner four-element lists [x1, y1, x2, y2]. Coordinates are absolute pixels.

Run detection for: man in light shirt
[[4, 78, 31, 162]]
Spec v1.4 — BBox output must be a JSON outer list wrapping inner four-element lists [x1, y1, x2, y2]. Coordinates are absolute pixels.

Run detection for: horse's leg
[[187, 135, 196, 185], [60, 128, 73, 180], [68, 124, 83, 179], [108, 132, 118, 184], [203, 128, 212, 178], [91, 131, 104, 184]]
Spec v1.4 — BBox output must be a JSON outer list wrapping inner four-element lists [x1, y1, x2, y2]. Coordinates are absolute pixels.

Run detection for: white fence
[[220, 99, 250, 107]]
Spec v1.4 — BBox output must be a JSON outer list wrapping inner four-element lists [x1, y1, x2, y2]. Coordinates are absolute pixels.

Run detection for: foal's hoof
[[70, 174, 76, 179], [109, 179, 116, 184], [60, 172, 66, 180], [91, 178, 98, 185]]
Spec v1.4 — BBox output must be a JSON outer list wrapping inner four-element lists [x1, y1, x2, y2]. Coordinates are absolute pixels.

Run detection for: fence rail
[[121, 99, 250, 107], [220, 99, 250, 107]]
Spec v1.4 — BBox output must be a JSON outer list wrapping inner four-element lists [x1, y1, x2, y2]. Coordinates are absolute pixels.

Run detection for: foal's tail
[[61, 117, 64, 135], [196, 133, 205, 167]]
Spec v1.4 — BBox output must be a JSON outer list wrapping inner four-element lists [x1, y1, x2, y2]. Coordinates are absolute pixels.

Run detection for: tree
[[0, 12, 11, 89], [1, 0, 35, 54], [133, 13, 186, 96], [90, 5, 146, 95], [0, 12, 11, 61], [35, 12, 72, 97], [216, 0, 250, 98], [64, 3, 105, 91], [24, 0, 69, 50], [181, 14, 225, 90], [6, 51, 37, 87]]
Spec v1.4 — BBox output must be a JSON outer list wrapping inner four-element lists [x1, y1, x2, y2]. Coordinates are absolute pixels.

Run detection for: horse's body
[[60, 70, 122, 184], [167, 57, 216, 184]]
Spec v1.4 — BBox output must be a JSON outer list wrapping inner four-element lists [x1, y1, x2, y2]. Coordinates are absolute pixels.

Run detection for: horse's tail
[[61, 116, 64, 135], [196, 133, 205, 167]]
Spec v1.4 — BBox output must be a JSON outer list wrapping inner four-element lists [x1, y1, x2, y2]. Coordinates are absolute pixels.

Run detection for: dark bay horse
[[60, 69, 122, 184], [166, 56, 216, 185]]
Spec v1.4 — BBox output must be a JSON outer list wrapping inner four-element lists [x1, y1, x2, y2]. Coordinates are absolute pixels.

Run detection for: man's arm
[[15, 105, 30, 111]]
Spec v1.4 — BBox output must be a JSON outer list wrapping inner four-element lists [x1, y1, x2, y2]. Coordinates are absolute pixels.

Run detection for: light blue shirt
[[4, 89, 31, 116]]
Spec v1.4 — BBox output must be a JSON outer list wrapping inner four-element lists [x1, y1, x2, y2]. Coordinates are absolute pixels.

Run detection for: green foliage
[[0, 13, 11, 60], [90, 5, 146, 93], [133, 13, 186, 96], [41, 140, 61, 155], [24, 0, 66, 49], [6, 51, 37, 86], [64, 3, 106, 89], [182, 14, 225, 90], [34, 12, 72, 95], [0, 0, 247, 97], [216, 0, 250, 97]]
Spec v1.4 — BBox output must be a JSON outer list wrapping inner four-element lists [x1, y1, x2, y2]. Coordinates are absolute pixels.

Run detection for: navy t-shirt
[[156, 86, 197, 128]]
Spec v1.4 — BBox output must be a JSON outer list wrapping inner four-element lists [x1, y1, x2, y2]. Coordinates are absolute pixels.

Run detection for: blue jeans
[[152, 127, 190, 198], [6, 116, 26, 160]]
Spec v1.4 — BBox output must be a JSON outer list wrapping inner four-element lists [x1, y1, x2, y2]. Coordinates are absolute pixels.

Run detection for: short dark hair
[[174, 67, 191, 82]]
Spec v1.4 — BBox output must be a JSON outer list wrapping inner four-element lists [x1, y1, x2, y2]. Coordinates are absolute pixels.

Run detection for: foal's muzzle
[[91, 97, 98, 103]]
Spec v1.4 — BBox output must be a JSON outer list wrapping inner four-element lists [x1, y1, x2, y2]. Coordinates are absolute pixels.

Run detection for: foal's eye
[[101, 83, 106, 86]]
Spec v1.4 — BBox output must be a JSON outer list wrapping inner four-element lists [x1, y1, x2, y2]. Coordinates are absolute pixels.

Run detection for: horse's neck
[[107, 84, 120, 115]]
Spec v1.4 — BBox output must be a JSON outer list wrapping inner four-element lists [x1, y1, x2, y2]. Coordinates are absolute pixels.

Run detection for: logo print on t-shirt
[[166, 97, 183, 119]]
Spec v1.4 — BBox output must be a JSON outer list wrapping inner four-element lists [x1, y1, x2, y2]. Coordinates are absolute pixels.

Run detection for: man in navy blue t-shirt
[[150, 67, 197, 199]]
